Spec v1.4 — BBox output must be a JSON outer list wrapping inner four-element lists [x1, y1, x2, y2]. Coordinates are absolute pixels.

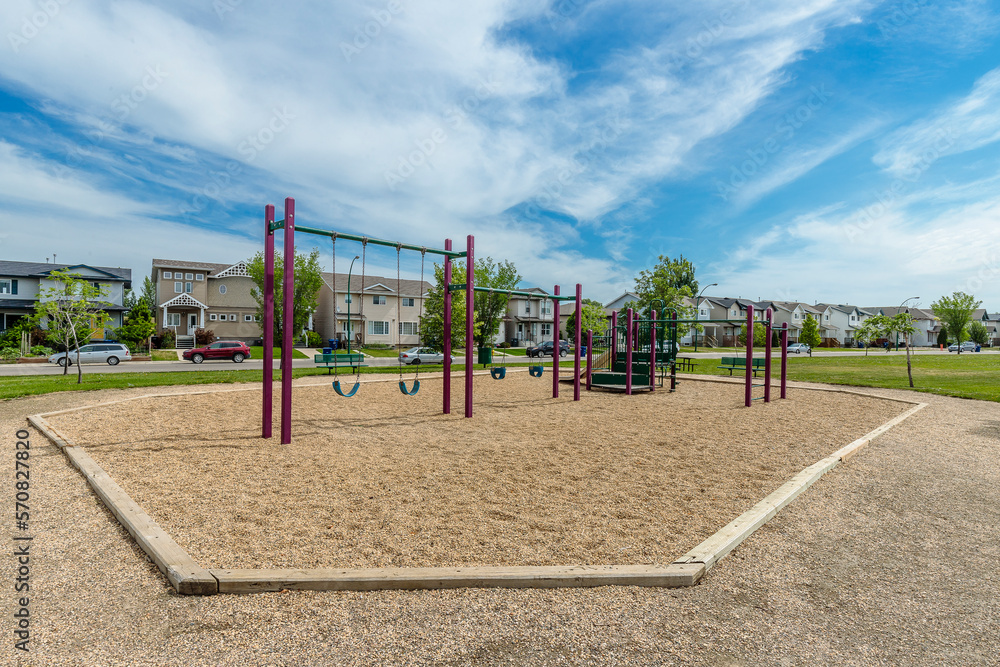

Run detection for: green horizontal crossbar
[[447, 284, 577, 300], [268, 221, 466, 258]]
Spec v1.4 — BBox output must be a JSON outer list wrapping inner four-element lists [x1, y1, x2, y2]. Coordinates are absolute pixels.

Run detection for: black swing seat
[[333, 380, 360, 397], [490, 367, 506, 379], [528, 365, 544, 377], [399, 380, 420, 395]]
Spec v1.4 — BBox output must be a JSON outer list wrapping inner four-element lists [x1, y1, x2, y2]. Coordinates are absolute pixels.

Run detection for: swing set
[[261, 198, 587, 444]]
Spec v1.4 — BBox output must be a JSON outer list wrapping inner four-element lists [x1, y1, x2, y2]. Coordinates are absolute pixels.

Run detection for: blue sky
[[2, 1, 1000, 308]]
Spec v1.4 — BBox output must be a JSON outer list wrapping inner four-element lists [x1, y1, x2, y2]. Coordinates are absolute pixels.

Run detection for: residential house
[[813, 304, 873, 347], [865, 307, 939, 347], [313, 272, 432, 348], [0, 260, 132, 338], [981, 311, 1000, 346], [502, 287, 555, 347], [700, 298, 763, 346], [153, 259, 259, 346]]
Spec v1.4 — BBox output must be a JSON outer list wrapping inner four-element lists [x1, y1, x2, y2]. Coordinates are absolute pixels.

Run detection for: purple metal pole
[[764, 308, 773, 403], [443, 239, 452, 415], [649, 310, 657, 391], [574, 284, 582, 401], [670, 310, 678, 391], [744, 304, 754, 408], [465, 235, 474, 418], [280, 197, 295, 444], [781, 326, 788, 399], [553, 285, 560, 398], [625, 307, 634, 396], [262, 204, 275, 439], [586, 330, 593, 391]]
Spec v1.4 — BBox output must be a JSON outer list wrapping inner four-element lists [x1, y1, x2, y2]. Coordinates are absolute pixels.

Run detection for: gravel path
[[43, 374, 902, 571], [2, 377, 997, 665]]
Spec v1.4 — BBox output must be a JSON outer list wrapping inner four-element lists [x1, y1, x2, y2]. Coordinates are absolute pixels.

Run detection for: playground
[[43, 372, 906, 572]]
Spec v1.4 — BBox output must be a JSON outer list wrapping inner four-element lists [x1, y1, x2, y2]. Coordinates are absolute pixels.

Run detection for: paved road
[[0, 352, 552, 376]]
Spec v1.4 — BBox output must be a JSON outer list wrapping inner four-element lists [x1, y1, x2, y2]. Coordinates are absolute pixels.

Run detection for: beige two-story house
[[152, 259, 259, 345]]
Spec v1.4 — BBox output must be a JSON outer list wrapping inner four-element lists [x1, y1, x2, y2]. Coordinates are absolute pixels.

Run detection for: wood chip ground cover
[[46, 374, 907, 570]]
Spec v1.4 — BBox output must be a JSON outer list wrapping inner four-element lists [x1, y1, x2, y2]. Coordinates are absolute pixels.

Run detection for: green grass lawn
[[685, 352, 1000, 402], [151, 350, 179, 361], [6, 353, 999, 403], [248, 346, 309, 360]]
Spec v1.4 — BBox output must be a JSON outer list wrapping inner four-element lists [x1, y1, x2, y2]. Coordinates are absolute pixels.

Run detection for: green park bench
[[717, 356, 767, 377], [314, 352, 368, 374]]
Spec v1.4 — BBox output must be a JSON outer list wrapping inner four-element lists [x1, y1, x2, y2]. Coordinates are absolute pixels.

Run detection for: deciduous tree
[[931, 292, 981, 354], [32, 270, 112, 382]]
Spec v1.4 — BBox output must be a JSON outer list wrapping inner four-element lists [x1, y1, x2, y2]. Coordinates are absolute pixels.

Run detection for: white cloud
[[874, 67, 1000, 178]]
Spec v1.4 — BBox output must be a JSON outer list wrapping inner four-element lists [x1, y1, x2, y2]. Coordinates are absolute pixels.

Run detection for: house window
[[195, 274, 204, 281], [344, 294, 352, 303], [541, 323, 552, 336], [825, 315, 829, 321], [401, 298, 415, 307], [0, 279, 16, 295], [794, 313, 799, 320], [525, 303, 531, 315], [163, 271, 172, 279], [850, 315, 856, 322], [219, 284, 227, 295], [399, 321, 418, 335], [174, 282, 183, 293], [372, 295, 386, 305], [165, 313, 181, 327], [230, 314, 237, 321], [244, 315, 254, 322], [209, 314, 217, 321], [542, 301, 552, 315], [185, 282, 193, 293], [185, 273, 194, 280], [700, 309, 707, 316], [368, 320, 390, 335]]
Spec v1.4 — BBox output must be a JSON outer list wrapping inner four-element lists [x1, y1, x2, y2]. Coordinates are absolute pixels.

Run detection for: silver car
[[49, 343, 132, 366], [787, 343, 811, 354], [398, 346, 454, 365]]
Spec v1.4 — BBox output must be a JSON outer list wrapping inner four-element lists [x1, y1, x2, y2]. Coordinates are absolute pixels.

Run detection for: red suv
[[183, 340, 252, 364]]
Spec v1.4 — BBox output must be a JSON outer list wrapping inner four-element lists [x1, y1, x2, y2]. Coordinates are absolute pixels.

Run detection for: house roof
[[159, 293, 209, 309], [320, 272, 432, 298], [152, 259, 250, 278], [0, 260, 131, 284]]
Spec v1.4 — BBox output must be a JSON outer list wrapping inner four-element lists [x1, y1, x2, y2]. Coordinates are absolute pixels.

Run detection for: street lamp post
[[346, 255, 360, 355], [896, 296, 919, 351], [693, 283, 718, 352]]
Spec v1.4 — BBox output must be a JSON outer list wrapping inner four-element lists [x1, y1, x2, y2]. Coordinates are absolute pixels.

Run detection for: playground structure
[[261, 197, 790, 444], [586, 303, 789, 406], [261, 197, 585, 444]]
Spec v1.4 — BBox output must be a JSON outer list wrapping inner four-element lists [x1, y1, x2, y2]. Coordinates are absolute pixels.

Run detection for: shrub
[[1, 347, 20, 361], [304, 330, 323, 347], [195, 328, 215, 346], [159, 329, 176, 349], [28, 345, 53, 357], [497, 341, 511, 349]]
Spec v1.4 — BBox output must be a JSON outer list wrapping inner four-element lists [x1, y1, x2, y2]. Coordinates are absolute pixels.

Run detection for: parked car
[[398, 347, 454, 365], [49, 343, 131, 366], [526, 340, 571, 358], [183, 340, 251, 363], [948, 341, 978, 352], [787, 343, 811, 354]]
